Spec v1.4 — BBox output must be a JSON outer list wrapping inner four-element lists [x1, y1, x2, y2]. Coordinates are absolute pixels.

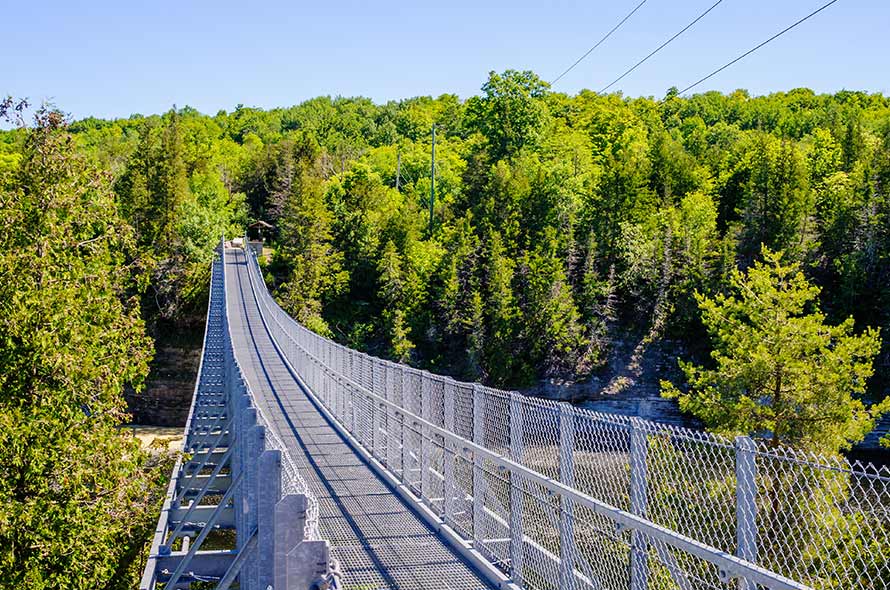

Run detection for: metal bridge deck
[[225, 248, 493, 590]]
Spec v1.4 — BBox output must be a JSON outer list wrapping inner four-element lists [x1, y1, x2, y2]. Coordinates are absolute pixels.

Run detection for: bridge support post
[[630, 418, 649, 590], [558, 402, 577, 590], [257, 449, 282, 590], [235, 412, 257, 590], [242, 413, 262, 589], [735, 436, 757, 590], [472, 385, 486, 552], [509, 393, 524, 585], [341, 378, 349, 429], [359, 352, 367, 391], [325, 343, 332, 389], [420, 372, 432, 503], [333, 373, 341, 418], [275, 494, 308, 587], [443, 380, 456, 524], [350, 383, 358, 441], [320, 361, 328, 407], [309, 356, 316, 394], [286, 535, 330, 590], [326, 370, 333, 414], [400, 366, 409, 483], [378, 364, 389, 462], [386, 364, 399, 472], [372, 391, 383, 462], [405, 369, 422, 494], [365, 394, 374, 449], [233, 391, 250, 550]]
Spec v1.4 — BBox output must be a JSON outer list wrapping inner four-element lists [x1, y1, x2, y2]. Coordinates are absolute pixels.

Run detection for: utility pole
[[396, 150, 401, 192], [429, 125, 436, 232]]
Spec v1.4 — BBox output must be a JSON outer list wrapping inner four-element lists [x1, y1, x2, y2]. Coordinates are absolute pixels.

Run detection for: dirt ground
[[123, 425, 183, 453]]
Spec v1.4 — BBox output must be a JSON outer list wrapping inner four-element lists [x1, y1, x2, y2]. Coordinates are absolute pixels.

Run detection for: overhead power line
[[599, 0, 725, 94], [551, 0, 649, 86], [679, 0, 842, 94]]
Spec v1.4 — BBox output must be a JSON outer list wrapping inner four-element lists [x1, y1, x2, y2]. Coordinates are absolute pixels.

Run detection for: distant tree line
[[24, 74, 890, 455], [136, 74, 888, 454]]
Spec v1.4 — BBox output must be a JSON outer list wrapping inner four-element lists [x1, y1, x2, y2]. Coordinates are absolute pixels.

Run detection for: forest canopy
[[4, 74, 890, 444]]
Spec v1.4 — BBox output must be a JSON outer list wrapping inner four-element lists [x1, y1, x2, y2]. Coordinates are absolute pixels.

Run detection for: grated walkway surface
[[225, 248, 493, 590]]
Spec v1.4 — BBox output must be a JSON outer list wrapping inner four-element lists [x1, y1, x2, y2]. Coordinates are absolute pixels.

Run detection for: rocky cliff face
[[527, 336, 888, 462], [525, 336, 697, 428], [126, 333, 202, 427]]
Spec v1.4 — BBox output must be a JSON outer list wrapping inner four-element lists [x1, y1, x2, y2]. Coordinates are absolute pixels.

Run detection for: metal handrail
[[242, 244, 810, 590]]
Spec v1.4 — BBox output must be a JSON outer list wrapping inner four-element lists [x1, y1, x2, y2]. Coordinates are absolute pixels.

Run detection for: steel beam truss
[[139, 244, 332, 590]]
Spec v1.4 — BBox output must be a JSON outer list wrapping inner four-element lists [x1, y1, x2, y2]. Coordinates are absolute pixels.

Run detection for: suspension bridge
[[140, 240, 889, 590]]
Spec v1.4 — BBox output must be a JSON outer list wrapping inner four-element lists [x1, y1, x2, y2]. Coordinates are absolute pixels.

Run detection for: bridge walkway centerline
[[224, 247, 494, 590]]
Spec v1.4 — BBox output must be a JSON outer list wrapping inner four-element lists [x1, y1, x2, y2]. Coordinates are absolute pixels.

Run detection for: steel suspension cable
[[679, 0, 842, 94], [599, 0, 725, 94], [551, 0, 649, 86]]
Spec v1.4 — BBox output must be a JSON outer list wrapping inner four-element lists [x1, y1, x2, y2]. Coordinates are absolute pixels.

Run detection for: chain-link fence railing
[[142, 246, 331, 590], [243, 244, 889, 590], [222, 247, 322, 544]]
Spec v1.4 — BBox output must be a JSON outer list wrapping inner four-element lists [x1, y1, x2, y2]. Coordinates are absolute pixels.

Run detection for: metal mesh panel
[[451, 452, 476, 539], [573, 412, 632, 512], [242, 245, 890, 590], [220, 264, 323, 542], [752, 442, 890, 590], [453, 382, 475, 440], [254, 404, 321, 540], [646, 428, 736, 555], [518, 397, 560, 480]]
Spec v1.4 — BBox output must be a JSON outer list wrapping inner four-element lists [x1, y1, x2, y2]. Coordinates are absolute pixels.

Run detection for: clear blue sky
[[3, 0, 888, 120]]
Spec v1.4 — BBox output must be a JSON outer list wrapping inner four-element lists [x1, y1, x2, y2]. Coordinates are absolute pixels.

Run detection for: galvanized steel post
[[558, 402, 577, 590], [401, 366, 409, 481], [630, 418, 649, 590], [443, 380, 457, 523], [509, 393, 525, 585], [257, 449, 282, 590], [386, 364, 398, 470], [472, 384, 486, 548], [736, 435, 758, 590], [421, 372, 432, 501], [245, 420, 264, 589]]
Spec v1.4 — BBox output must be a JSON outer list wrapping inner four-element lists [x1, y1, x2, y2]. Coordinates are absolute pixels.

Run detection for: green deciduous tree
[[178, 170, 246, 263], [116, 110, 246, 325], [466, 70, 549, 160]]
